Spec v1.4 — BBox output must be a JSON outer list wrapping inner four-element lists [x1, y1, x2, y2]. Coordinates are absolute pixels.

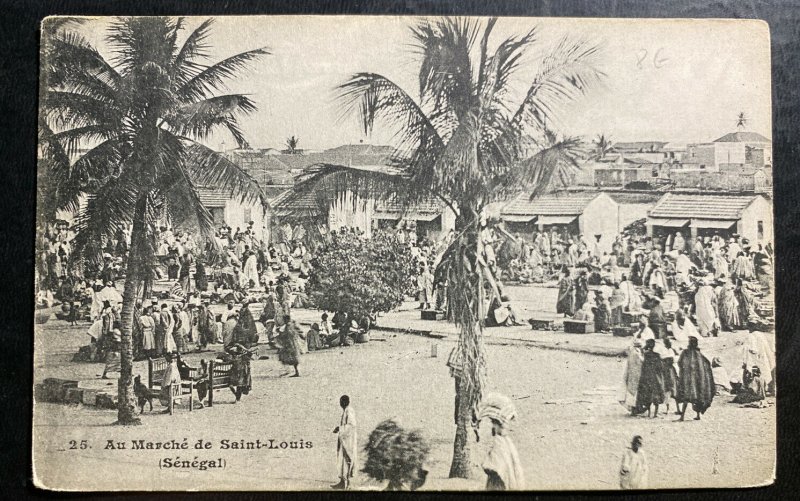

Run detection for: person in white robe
[[727, 239, 742, 264], [158, 353, 183, 409], [675, 251, 694, 286], [619, 276, 642, 312], [741, 329, 775, 387], [673, 232, 686, 253], [620, 435, 648, 489], [332, 395, 357, 490], [670, 310, 699, 351], [242, 251, 260, 288], [694, 279, 720, 336], [477, 393, 525, 490]]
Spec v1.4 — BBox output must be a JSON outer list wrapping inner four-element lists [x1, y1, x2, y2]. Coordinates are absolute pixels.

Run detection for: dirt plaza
[[33, 286, 775, 491]]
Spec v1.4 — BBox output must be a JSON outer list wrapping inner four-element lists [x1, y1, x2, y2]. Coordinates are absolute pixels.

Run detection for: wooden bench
[[147, 358, 194, 414], [564, 319, 595, 334], [207, 360, 233, 407]]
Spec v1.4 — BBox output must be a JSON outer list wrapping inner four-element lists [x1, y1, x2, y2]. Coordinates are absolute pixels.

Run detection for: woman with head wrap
[[477, 393, 525, 490]]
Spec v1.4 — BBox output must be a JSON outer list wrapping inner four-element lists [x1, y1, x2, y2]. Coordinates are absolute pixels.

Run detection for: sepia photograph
[[32, 15, 775, 491]]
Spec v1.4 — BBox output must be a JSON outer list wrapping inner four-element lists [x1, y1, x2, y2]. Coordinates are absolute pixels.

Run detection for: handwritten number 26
[[637, 48, 667, 69]]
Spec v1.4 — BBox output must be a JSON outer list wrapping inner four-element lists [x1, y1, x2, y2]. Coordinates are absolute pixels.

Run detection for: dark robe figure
[[574, 272, 589, 313], [195, 303, 215, 350], [556, 271, 574, 316], [594, 294, 611, 332], [230, 303, 258, 348], [647, 297, 667, 339], [635, 339, 666, 417], [277, 315, 303, 376], [676, 336, 715, 420], [225, 343, 253, 401], [630, 255, 645, 286], [195, 261, 208, 292]]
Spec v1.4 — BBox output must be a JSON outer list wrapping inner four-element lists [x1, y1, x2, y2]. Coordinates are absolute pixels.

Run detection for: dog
[[134, 375, 157, 413]]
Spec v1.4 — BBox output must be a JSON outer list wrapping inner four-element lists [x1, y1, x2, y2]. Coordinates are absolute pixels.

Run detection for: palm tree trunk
[[448, 210, 485, 479], [115, 196, 147, 425]]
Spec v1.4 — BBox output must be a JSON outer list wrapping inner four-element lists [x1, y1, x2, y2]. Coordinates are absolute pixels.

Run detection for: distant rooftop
[[612, 141, 668, 153], [502, 192, 605, 216], [713, 132, 771, 143], [649, 193, 761, 220]]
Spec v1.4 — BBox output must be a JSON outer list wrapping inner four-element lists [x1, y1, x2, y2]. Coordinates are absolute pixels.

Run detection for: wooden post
[[208, 360, 215, 407], [147, 358, 153, 390]]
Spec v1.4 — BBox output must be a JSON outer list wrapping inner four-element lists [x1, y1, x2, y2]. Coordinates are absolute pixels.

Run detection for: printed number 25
[[69, 440, 89, 450]]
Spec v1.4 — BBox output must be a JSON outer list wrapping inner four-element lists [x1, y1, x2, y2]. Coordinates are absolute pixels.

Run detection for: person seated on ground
[[319, 313, 336, 346], [711, 357, 732, 395], [306, 323, 322, 351], [633, 316, 655, 343], [573, 300, 596, 325], [486, 295, 522, 327], [732, 365, 767, 406]]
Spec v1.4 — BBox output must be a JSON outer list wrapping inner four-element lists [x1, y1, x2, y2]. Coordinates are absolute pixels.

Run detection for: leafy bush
[[307, 231, 417, 320]]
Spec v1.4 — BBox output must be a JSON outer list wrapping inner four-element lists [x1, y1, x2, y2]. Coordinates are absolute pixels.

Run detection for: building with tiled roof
[[646, 193, 772, 244], [499, 191, 620, 254], [713, 131, 771, 143]]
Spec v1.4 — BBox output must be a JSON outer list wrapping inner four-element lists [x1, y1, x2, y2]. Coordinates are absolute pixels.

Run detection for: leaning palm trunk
[[116, 196, 147, 426], [448, 209, 486, 478]]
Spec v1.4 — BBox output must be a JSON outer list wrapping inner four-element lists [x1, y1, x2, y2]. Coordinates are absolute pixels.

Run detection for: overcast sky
[[72, 16, 772, 151]]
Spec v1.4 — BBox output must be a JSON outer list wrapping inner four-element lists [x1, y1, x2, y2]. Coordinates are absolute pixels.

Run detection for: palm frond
[[70, 172, 140, 255], [45, 30, 121, 93], [168, 94, 257, 148], [512, 36, 604, 130], [493, 136, 588, 198], [411, 17, 479, 120], [172, 18, 214, 85], [161, 174, 215, 241], [177, 47, 269, 102], [337, 73, 444, 159], [106, 17, 179, 73], [481, 27, 538, 106], [182, 142, 268, 209], [43, 90, 120, 131]]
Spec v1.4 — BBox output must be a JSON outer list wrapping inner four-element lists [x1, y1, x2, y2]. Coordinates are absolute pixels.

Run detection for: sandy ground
[[32, 293, 775, 491]]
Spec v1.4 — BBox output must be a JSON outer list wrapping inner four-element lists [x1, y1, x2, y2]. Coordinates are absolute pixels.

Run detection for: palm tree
[[736, 111, 748, 130], [285, 135, 300, 154], [593, 133, 613, 160], [40, 17, 268, 424], [289, 17, 602, 477]]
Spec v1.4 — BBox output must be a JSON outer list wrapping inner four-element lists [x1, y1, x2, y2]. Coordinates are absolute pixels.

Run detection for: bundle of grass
[[362, 419, 431, 491]]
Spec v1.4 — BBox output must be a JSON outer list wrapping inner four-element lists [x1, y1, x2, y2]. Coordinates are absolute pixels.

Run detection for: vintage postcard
[[33, 15, 774, 491]]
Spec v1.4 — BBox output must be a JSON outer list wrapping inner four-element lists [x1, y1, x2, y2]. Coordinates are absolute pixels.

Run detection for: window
[[757, 221, 764, 240]]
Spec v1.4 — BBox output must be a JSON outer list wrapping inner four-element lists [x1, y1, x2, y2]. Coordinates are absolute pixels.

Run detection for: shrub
[[307, 231, 416, 320]]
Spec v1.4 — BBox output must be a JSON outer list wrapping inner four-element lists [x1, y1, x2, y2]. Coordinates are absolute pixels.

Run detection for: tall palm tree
[[285, 135, 300, 154], [289, 17, 602, 477], [736, 111, 748, 130], [40, 17, 268, 424], [593, 133, 613, 160]]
